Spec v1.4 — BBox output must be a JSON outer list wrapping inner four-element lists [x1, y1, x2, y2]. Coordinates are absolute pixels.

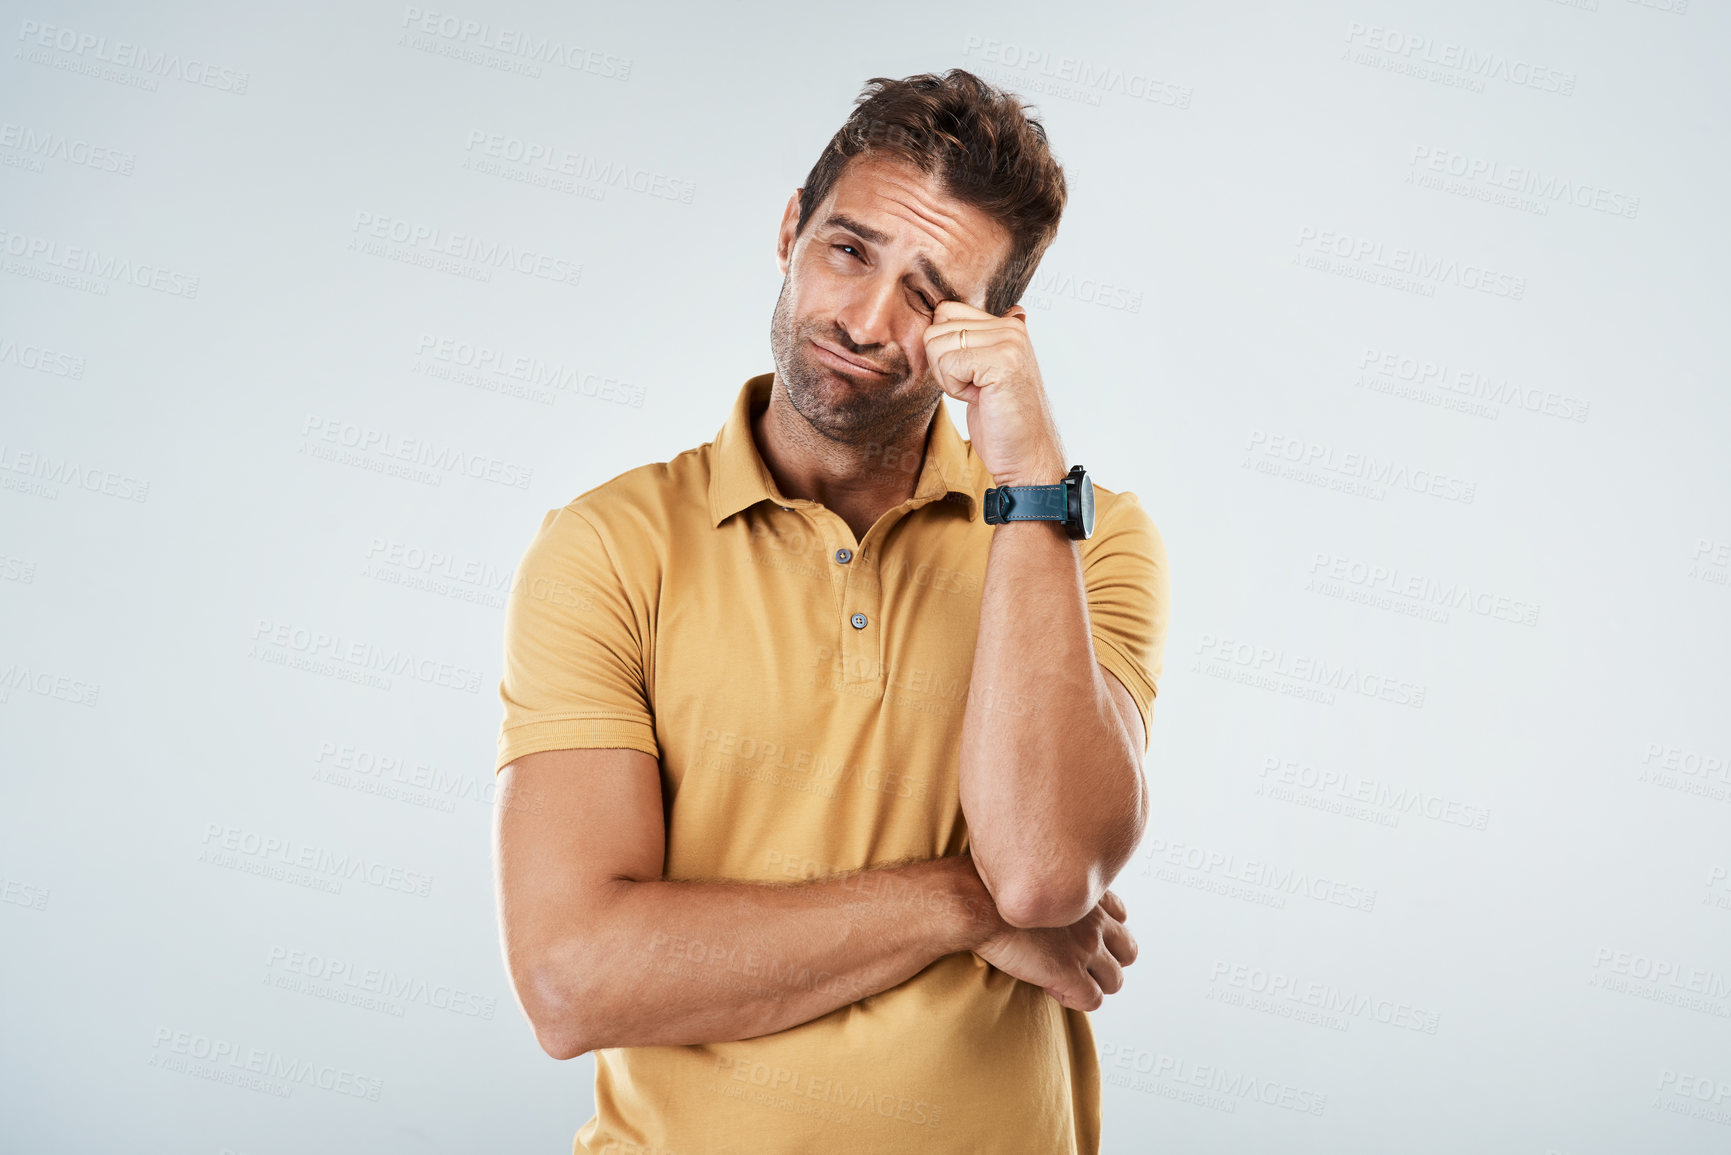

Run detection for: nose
[[833, 269, 899, 354]]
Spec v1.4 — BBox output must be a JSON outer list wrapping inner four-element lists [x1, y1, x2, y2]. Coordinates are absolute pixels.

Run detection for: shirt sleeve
[[494, 504, 659, 774], [1081, 489, 1170, 753]]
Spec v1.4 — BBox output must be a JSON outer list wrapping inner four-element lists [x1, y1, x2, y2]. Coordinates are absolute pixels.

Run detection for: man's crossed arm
[[493, 747, 1138, 1059]]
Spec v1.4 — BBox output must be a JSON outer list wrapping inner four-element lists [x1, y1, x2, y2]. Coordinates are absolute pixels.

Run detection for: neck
[[752, 376, 938, 542]]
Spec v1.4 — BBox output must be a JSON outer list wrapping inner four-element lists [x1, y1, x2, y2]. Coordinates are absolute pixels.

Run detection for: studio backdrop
[[3, 1, 1728, 1152]]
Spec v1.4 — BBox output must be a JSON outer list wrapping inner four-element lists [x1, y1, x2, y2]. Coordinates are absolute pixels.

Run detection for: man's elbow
[[993, 875, 1096, 930], [526, 993, 594, 1061], [535, 1024, 591, 1062], [517, 946, 598, 1060]]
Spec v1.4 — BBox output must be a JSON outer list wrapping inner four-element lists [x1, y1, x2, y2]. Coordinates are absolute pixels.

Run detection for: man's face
[[769, 154, 1010, 446]]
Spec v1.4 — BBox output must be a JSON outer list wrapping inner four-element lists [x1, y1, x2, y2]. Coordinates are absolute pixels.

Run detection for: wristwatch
[[982, 464, 1095, 540]]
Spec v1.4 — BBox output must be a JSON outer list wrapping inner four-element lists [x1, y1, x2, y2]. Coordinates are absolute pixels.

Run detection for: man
[[492, 69, 1170, 1155]]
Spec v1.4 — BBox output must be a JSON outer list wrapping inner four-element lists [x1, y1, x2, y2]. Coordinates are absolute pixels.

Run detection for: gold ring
[[959, 328, 968, 351]]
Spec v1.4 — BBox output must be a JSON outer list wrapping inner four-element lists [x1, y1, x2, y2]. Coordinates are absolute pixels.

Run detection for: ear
[[775, 189, 802, 276]]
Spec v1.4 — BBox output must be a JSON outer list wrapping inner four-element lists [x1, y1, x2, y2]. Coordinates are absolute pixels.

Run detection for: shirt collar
[[708, 371, 979, 528]]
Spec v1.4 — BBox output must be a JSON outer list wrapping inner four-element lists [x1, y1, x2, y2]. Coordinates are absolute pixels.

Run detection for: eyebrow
[[822, 212, 966, 306]]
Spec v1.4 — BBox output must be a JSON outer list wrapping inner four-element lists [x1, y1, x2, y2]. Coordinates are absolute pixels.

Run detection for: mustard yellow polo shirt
[[496, 371, 1170, 1155]]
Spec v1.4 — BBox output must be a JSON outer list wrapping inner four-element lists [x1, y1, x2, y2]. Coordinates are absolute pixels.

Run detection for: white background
[[3, 1, 1728, 1151]]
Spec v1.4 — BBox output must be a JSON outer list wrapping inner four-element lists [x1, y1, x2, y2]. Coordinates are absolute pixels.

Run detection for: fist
[[974, 889, 1139, 1011], [922, 300, 1067, 488]]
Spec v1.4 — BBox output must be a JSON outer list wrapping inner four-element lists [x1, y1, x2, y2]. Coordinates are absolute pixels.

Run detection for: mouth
[[811, 339, 890, 378]]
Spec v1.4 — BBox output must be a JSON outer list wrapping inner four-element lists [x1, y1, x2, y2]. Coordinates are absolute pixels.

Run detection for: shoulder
[[533, 443, 709, 543]]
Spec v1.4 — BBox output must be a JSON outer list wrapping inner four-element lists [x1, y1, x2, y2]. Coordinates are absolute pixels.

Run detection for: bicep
[[494, 747, 664, 966]]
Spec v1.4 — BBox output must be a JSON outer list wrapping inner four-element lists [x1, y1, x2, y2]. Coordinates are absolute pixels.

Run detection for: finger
[[1098, 889, 1128, 923], [924, 330, 1019, 399], [923, 319, 1019, 349], [932, 300, 994, 324], [929, 352, 974, 402], [1100, 916, 1138, 967], [1087, 949, 1126, 997], [1048, 974, 1105, 1013]]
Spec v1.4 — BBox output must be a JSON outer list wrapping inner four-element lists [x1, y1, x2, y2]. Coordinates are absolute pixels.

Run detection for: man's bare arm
[[958, 512, 1148, 931], [494, 747, 1013, 1060], [919, 304, 1150, 932]]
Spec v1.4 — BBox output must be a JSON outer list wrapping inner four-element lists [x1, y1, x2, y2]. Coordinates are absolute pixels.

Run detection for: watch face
[[1066, 468, 1095, 539]]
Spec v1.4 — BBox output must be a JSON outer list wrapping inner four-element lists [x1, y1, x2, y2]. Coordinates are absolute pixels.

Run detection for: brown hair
[[794, 69, 1068, 318]]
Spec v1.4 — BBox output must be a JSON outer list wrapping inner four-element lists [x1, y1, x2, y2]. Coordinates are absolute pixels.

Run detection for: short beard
[[767, 274, 940, 447]]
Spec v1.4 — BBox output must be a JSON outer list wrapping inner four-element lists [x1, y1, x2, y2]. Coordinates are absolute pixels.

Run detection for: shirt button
[[850, 612, 868, 629], [834, 548, 853, 564]]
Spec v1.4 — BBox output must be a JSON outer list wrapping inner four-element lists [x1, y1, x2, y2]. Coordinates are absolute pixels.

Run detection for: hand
[[973, 889, 1138, 1011], [922, 300, 1068, 489]]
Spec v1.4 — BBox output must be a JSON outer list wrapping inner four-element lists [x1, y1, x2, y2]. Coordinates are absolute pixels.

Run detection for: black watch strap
[[982, 483, 1068, 524]]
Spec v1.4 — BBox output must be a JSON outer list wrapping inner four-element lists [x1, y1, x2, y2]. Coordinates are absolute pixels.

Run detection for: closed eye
[[833, 243, 934, 312]]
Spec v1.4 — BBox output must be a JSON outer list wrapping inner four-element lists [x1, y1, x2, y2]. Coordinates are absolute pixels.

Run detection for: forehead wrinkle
[[868, 183, 964, 241], [824, 161, 1003, 305], [865, 190, 999, 302], [820, 212, 890, 247], [825, 202, 977, 302]]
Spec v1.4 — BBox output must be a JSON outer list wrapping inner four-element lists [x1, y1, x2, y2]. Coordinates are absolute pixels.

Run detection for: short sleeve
[[1081, 490, 1170, 752], [495, 505, 659, 773]]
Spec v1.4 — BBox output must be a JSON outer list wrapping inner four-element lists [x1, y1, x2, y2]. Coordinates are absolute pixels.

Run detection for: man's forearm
[[532, 854, 999, 1056], [959, 515, 1143, 928]]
